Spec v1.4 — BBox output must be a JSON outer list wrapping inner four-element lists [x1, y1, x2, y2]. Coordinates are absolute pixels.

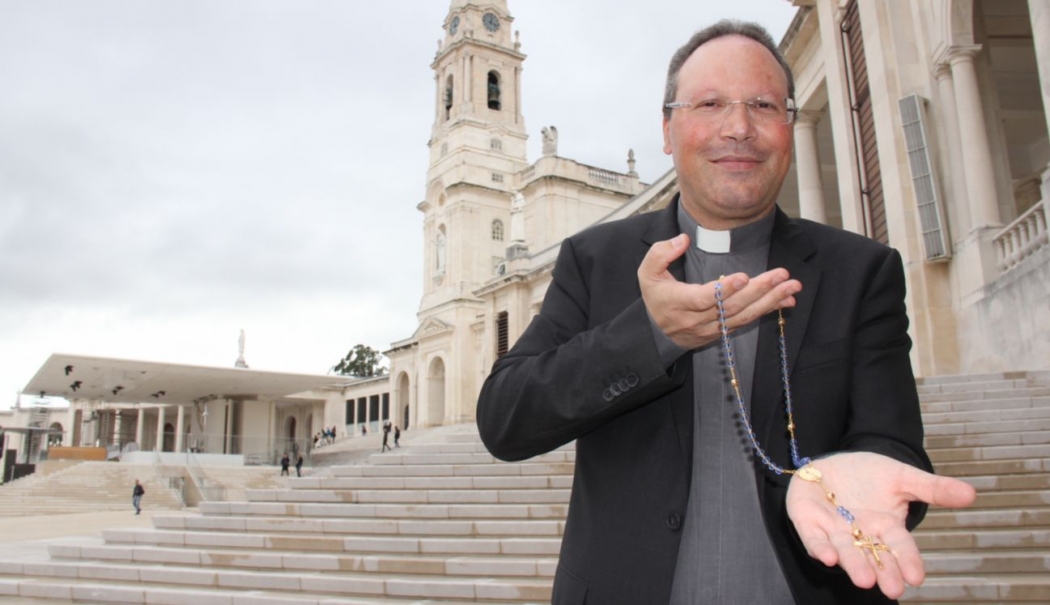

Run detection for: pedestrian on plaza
[[132, 479, 145, 515], [394, 425, 401, 448], [295, 453, 304, 477], [361, 424, 367, 437], [280, 452, 290, 476], [381, 423, 391, 452]]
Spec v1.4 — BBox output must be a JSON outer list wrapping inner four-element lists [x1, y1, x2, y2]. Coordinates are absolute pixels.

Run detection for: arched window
[[445, 75, 454, 119], [492, 219, 504, 241], [487, 71, 501, 110]]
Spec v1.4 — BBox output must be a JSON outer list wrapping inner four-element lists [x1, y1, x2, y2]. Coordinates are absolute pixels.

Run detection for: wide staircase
[[0, 372, 1046, 603], [0, 462, 183, 516], [903, 371, 1050, 603]]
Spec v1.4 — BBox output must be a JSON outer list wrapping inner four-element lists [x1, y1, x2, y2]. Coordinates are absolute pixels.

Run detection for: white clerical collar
[[695, 225, 731, 253]]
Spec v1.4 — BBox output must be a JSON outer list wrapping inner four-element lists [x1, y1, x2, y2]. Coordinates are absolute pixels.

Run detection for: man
[[280, 452, 290, 476], [295, 453, 304, 477], [381, 422, 392, 453], [476, 20, 975, 605], [132, 479, 145, 515]]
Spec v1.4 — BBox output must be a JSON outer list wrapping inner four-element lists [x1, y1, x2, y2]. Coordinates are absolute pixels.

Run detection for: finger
[[791, 502, 840, 568], [880, 522, 925, 587], [638, 234, 691, 282], [898, 466, 977, 509], [871, 541, 906, 599], [829, 526, 878, 589], [723, 279, 802, 328]]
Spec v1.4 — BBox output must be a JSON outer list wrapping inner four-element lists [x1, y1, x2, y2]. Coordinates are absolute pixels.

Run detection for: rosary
[[714, 279, 891, 568]]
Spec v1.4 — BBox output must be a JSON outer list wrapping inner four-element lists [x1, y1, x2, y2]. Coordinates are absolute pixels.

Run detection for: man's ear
[[662, 115, 673, 155]]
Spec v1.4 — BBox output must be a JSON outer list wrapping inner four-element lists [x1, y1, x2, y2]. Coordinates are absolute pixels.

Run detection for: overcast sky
[[0, 1, 797, 408]]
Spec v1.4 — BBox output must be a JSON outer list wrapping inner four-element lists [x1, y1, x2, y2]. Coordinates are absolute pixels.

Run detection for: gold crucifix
[[852, 529, 890, 569]]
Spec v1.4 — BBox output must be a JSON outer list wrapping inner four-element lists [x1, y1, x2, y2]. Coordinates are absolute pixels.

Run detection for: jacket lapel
[[752, 209, 820, 473], [641, 198, 693, 471]]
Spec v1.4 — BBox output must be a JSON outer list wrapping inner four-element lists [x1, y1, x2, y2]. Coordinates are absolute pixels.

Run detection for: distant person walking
[[295, 453, 304, 477], [381, 423, 392, 453], [132, 479, 145, 515], [280, 453, 290, 476], [394, 426, 401, 448]]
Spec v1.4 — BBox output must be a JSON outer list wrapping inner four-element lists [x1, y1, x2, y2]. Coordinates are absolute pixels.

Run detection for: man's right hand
[[638, 233, 802, 350]]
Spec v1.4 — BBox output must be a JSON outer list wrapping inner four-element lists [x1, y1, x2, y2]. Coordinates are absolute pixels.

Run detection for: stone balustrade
[[994, 199, 1048, 272]]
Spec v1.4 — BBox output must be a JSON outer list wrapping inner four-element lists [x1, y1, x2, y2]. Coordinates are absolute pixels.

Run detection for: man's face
[[662, 35, 794, 230]]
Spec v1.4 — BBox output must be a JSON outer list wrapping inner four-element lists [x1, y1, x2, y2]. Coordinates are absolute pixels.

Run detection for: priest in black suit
[[476, 19, 976, 605]]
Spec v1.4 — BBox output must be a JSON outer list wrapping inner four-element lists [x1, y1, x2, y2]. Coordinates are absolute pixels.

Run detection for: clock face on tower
[[450, 15, 459, 35], [483, 12, 500, 32]]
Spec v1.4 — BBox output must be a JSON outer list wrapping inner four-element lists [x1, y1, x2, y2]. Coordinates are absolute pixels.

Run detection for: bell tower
[[418, 0, 527, 310], [403, 0, 528, 427]]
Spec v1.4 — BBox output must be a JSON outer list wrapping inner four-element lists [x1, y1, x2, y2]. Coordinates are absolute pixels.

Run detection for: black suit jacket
[[477, 200, 932, 604]]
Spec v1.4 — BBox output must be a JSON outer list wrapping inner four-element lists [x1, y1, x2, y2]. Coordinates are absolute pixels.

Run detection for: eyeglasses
[[665, 96, 798, 125]]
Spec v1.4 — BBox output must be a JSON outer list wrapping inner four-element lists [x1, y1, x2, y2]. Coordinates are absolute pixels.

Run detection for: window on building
[[487, 71, 501, 110], [490, 138, 502, 151], [492, 219, 504, 241], [491, 173, 504, 183], [496, 311, 509, 358]]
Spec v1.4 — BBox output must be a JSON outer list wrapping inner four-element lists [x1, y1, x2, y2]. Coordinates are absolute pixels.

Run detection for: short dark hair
[[663, 20, 795, 118]]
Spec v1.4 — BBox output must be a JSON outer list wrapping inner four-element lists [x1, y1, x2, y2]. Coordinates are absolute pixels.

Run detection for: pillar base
[[957, 226, 1003, 306]]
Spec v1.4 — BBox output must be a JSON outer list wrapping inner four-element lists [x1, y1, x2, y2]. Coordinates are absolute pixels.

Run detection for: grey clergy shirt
[[650, 205, 795, 605]]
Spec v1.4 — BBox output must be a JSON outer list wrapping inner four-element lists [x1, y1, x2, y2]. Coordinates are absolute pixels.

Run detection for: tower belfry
[[420, 0, 528, 308]]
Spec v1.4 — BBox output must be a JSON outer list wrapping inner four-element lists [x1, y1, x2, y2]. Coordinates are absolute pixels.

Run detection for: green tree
[[330, 344, 388, 377]]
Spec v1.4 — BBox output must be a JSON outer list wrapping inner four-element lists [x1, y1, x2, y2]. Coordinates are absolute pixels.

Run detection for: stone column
[[1029, 0, 1050, 143], [794, 110, 828, 224], [933, 63, 971, 236], [155, 406, 165, 452], [113, 411, 123, 449], [949, 46, 1001, 229], [175, 405, 185, 453], [135, 406, 144, 448], [224, 402, 233, 455]]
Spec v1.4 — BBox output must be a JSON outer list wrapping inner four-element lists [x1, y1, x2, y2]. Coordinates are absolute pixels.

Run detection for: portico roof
[[23, 353, 352, 405]]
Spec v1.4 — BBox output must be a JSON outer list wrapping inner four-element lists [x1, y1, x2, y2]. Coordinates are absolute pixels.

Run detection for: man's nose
[[720, 102, 756, 140]]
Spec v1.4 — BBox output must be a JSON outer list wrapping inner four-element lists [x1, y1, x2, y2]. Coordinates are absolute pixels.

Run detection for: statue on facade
[[235, 329, 249, 368], [541, 126, 558, 156], [435, 231, 447, 274], [627, 149, 638, 177], [510, 189, 526, 243]]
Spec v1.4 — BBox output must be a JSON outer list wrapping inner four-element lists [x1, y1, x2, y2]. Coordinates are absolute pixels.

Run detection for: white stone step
[[329, 461, 574, 478], [924, 417, 1050, 437], [916, 528, 1050, 550], [365, 450, 574, 467], [0, 573, 551, 604], [928, 443, 1050, 463], [199, 500, 568, 520], [933, 457, 1050, 477], [902, 574, 1050, 603], [284, 474, 572, 492], [96, 527, 562, 557], [151, 514, 563, 538], [925, 430, 1050, 451], [921, 507, 1050, 530], [243, 488, 570, 505], [921, 405, 1050, 426], [48, 540, 558, 579]]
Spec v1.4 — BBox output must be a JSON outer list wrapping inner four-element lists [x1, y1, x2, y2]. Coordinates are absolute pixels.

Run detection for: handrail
[[186, 450, 224, 501], [994, 199, 1048, 272], [152, 450, 186, 507]]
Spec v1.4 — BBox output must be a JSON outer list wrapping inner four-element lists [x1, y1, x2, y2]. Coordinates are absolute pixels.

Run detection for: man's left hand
[[786, 452, 977, 599]]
